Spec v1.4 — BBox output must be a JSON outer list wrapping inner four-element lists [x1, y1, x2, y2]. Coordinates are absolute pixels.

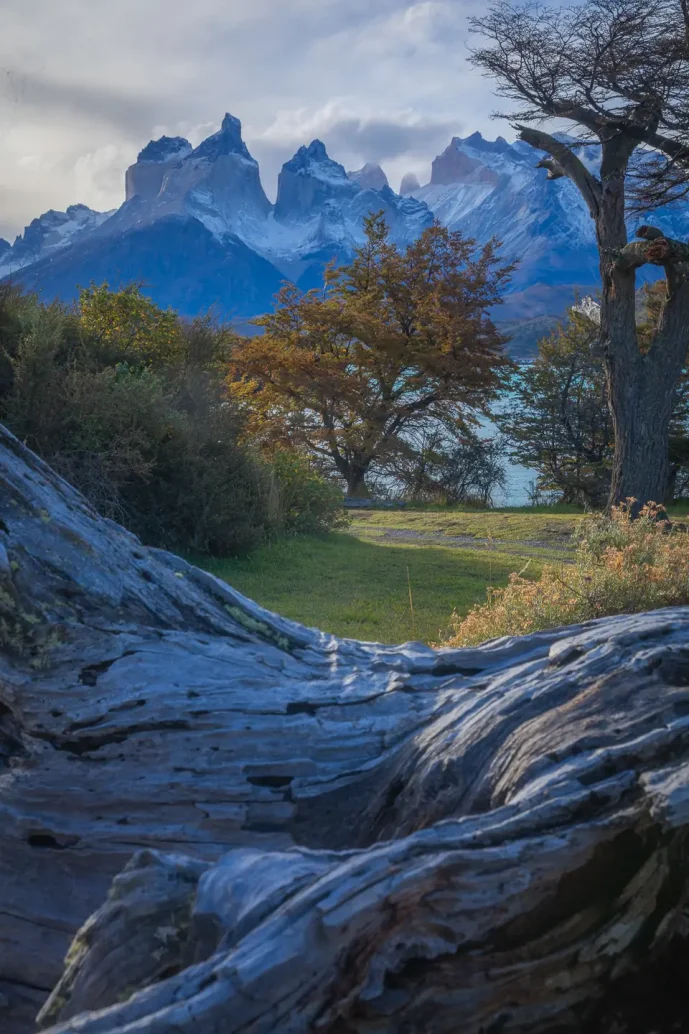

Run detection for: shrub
[[443, 501, 689, 646], [387, 428, 507, 506], [0, 289, 271, 556], [266, 449, 348, 536], [0, 286, 346, 557], [128, 397, 272, 557]]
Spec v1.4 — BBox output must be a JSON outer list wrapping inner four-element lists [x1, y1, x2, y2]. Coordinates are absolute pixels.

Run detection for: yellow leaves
[[78, 283, 184, 365]]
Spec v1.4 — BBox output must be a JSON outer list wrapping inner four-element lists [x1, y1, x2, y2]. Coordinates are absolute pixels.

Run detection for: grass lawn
[[348, 506, 581, 548], [198, 511, 568, 644]]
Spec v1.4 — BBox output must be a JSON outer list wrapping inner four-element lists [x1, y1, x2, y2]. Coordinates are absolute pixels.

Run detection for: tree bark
[[3, 424, 689, 1034], [345, 464, 370, 497], [605, 360, 674, 509], [603, 234, 689, 510]]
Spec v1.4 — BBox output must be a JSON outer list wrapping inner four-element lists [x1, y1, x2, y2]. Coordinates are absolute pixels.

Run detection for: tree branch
[[516, 126, 602, 218], [615, 234, 689, 272]]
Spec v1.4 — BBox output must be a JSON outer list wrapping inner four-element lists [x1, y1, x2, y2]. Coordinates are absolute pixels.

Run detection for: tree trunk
[[516, 128, 689, 515], [345, 465, 369, 497], [3, 424, 689, 1034], [606, 360, 674, 509], [596, 146, 689, 512]]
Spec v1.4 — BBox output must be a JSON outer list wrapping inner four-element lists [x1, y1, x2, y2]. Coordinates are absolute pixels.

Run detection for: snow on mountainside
[[88, 118, 427, 285], [408, 132, 599, 314], [0, 204, 114, 280], [348, 162, 389, 192], [4, 113, 689, 341], [0, 114, 431, 321], [260, 140, 432, 281]]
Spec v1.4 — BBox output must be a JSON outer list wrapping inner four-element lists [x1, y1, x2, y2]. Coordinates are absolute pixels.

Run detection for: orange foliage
[[228, 214, 513, 494], [443, 501, 689, 646]]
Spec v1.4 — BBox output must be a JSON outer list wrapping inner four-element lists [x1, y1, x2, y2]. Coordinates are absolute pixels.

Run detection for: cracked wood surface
[[1, 424, 689, 1032]]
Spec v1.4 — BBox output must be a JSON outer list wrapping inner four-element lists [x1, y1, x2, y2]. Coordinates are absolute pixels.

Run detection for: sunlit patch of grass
[[199, 531, 543, 645]]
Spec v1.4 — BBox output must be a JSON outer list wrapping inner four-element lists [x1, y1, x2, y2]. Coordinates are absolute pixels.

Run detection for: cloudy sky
[[0, 0, 512, 241]]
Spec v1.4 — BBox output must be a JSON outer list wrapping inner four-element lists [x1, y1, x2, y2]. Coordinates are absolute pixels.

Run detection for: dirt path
[[364, 526, 575, 558]]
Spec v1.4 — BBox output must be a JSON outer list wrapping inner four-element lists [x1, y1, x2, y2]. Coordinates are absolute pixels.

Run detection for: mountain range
[[2, 113, 687, 354]]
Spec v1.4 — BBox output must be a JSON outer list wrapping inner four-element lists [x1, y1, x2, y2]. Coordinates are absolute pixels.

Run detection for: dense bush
[[0, 284, 345, 556], [443, 501, 689, 645], [267, 449, 349, 536]]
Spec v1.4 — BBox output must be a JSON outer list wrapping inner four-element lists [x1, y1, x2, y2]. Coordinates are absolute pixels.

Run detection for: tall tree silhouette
[[471, 0, 689, 508]]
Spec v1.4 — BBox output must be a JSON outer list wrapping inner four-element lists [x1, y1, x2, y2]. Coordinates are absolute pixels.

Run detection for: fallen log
[[1, 423, 689, 1033]]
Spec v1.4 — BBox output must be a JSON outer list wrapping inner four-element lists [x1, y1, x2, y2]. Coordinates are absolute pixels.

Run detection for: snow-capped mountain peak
[[348, 162, 389, 192], [274, 139, 359, 223], [118, 113, 271, 241], [431, 137, 501, 186], [9, 115, 686, 333], [190, 113, 254, 163], [126, 136, 192, 202], [0, 204, 114, 279], [285, 139, 343, 173], [137, 136, 192, 164], [410, 131, 598, 310]]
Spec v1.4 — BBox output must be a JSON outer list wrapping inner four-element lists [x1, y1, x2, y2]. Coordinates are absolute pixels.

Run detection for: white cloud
[[0, 0, 513, 238]]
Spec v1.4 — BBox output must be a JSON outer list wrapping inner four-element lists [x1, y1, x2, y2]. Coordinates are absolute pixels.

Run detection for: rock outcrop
[[124, 136, 192, 202], [347, 162, 389, 192], [399, 171, 421, 195]]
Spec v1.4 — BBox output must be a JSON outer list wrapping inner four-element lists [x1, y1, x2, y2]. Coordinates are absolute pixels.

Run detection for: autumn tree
[[470, 0, 689, 511], [228, 215, 513, 497]]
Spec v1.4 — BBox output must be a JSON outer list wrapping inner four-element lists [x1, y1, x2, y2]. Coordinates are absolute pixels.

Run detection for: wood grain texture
[[1, 424, 689, 1033]]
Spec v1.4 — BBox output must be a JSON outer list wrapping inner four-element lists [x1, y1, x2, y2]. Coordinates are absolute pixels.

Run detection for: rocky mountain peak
[[0, 204, 109, 275], [275, 139, 358, 222], [347, 163, 389, 192], [190, 113, 253, 163], [399, 172, 421, 195], [137, 136, 192, 164], [128, 137, 193, 202], [431, 137, 500, 187], [283, 139, 340, 174], [462, 131, 513, 155]]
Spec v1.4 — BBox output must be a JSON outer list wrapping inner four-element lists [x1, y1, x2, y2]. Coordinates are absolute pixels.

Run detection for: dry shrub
[[443, 501, 689, 646]]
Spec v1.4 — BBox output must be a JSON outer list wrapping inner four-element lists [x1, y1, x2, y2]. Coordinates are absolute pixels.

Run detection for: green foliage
[[496, 307, 613, 507], [267, 449, 349, 536], [387, 428, 506, 505], [0, 284, 344, 556], [78, 282, 184, 366]]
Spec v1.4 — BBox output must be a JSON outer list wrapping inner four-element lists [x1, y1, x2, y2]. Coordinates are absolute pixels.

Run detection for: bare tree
[[471, 0, 689, 510]]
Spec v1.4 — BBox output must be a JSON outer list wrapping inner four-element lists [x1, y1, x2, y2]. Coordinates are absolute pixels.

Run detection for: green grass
[[200, 529, 545, 645], [348, 507, 581, 546], [197, 503, 689, 645]]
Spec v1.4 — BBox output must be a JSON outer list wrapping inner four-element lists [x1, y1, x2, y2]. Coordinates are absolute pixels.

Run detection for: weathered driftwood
[[2, 424, 689, 1034]]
